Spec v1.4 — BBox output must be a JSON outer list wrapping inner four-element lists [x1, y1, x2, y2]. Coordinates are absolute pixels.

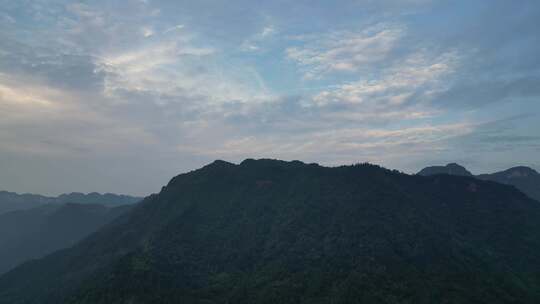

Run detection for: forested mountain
[[418, 164, 540, 201], [1, 159, 540, 303], [0, 191, 141, 215], [0, 203, 132, 274]]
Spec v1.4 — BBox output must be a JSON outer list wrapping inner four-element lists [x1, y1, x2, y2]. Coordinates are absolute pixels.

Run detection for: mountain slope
[[418, 164, 540, 201], [477, 167, 540, 202], [0, 203, 132, 274], [1, 159, 540, 303], [0, 191, 141, 215]]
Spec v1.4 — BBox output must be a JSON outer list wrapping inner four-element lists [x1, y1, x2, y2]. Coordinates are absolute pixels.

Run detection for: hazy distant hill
[[55, 192, 142, 206], [418, 164, 540, 201], [1, 159, 540, 303], [0, 203, 132, 275], [0, 191, 141, 215], [0, 191, 54, 215]]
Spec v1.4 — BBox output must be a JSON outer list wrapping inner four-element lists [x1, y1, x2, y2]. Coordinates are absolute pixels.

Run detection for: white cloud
[[97, 38, 275, 107], [141, 27, 154, 38], [0, 82, 57, 108], [312, 50, 459, 106], [240, 25, 277, 52], [260, 26, 276, 37], [65, 2, 106, 27], [286, 24, 404, 79], [176, 122, 474, 166], [0, 73, 158, 158], [163, 24, 184, 34]]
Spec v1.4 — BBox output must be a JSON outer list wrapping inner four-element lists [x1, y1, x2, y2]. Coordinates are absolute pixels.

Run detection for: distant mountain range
[[0, 203, 132, 275], [0, 191, 142, 215], [418, 163, 540, 201], [0, 191, 141, 274], [1, 159, 540, 303]]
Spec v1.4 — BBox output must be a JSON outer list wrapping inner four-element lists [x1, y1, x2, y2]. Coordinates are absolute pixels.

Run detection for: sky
[[0, 0, 539, 196]]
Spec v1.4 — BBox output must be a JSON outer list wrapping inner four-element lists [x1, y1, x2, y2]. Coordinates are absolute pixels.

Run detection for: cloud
[[163, 24, 184, 34], [434, 76, 540, 109], [0, 73, 157, 159], [286, 24, 404, 79], [240, 25, 277, 52], [0, 78, 59, 109], [176, 121, 474, 167], [0, 0, 539, 196], [0, 0, 280, 168], [141, 26, 154, 38], [260, 26, 276, 37], [97, 39, 215, 97], [0, 35, 106, 93], [449, 114, 540, 150], [0, 13, 15, 24], [298, 49, 460, 133]]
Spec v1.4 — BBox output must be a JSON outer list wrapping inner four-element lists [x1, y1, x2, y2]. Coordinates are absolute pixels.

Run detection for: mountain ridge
[[1, 159, 540, 303], [0, 202, 133, 275], [0, 190, 142, 215], [418, 163, 540, 201]]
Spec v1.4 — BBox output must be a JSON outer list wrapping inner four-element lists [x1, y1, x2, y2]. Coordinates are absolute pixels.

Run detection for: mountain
[[0, 203, 132, 275], [477, 167, 540, 202], [0, 191, 55, 215], [1, 159, 540, 303], [418, 164, 540, 202], [55, 192, 142, 206], [417, 163, 473, 177], [0, 191, 142, 215]]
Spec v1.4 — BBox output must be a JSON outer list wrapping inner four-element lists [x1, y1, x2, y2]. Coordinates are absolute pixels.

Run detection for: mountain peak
[[206, 159, 235, 168], [503, 166, 539, 178], [239, 158, 310, 168], [418, 163, 473, 177]]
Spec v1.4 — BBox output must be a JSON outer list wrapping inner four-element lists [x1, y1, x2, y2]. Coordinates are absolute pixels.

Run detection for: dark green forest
[[1, 159, 540, 303]]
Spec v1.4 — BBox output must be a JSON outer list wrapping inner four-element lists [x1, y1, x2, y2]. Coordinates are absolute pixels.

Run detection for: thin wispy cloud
[[240, 25, 277, 52], [286, 24, 404, 79], [163, 24, 184, 34], [312, 50, 458, 106]]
